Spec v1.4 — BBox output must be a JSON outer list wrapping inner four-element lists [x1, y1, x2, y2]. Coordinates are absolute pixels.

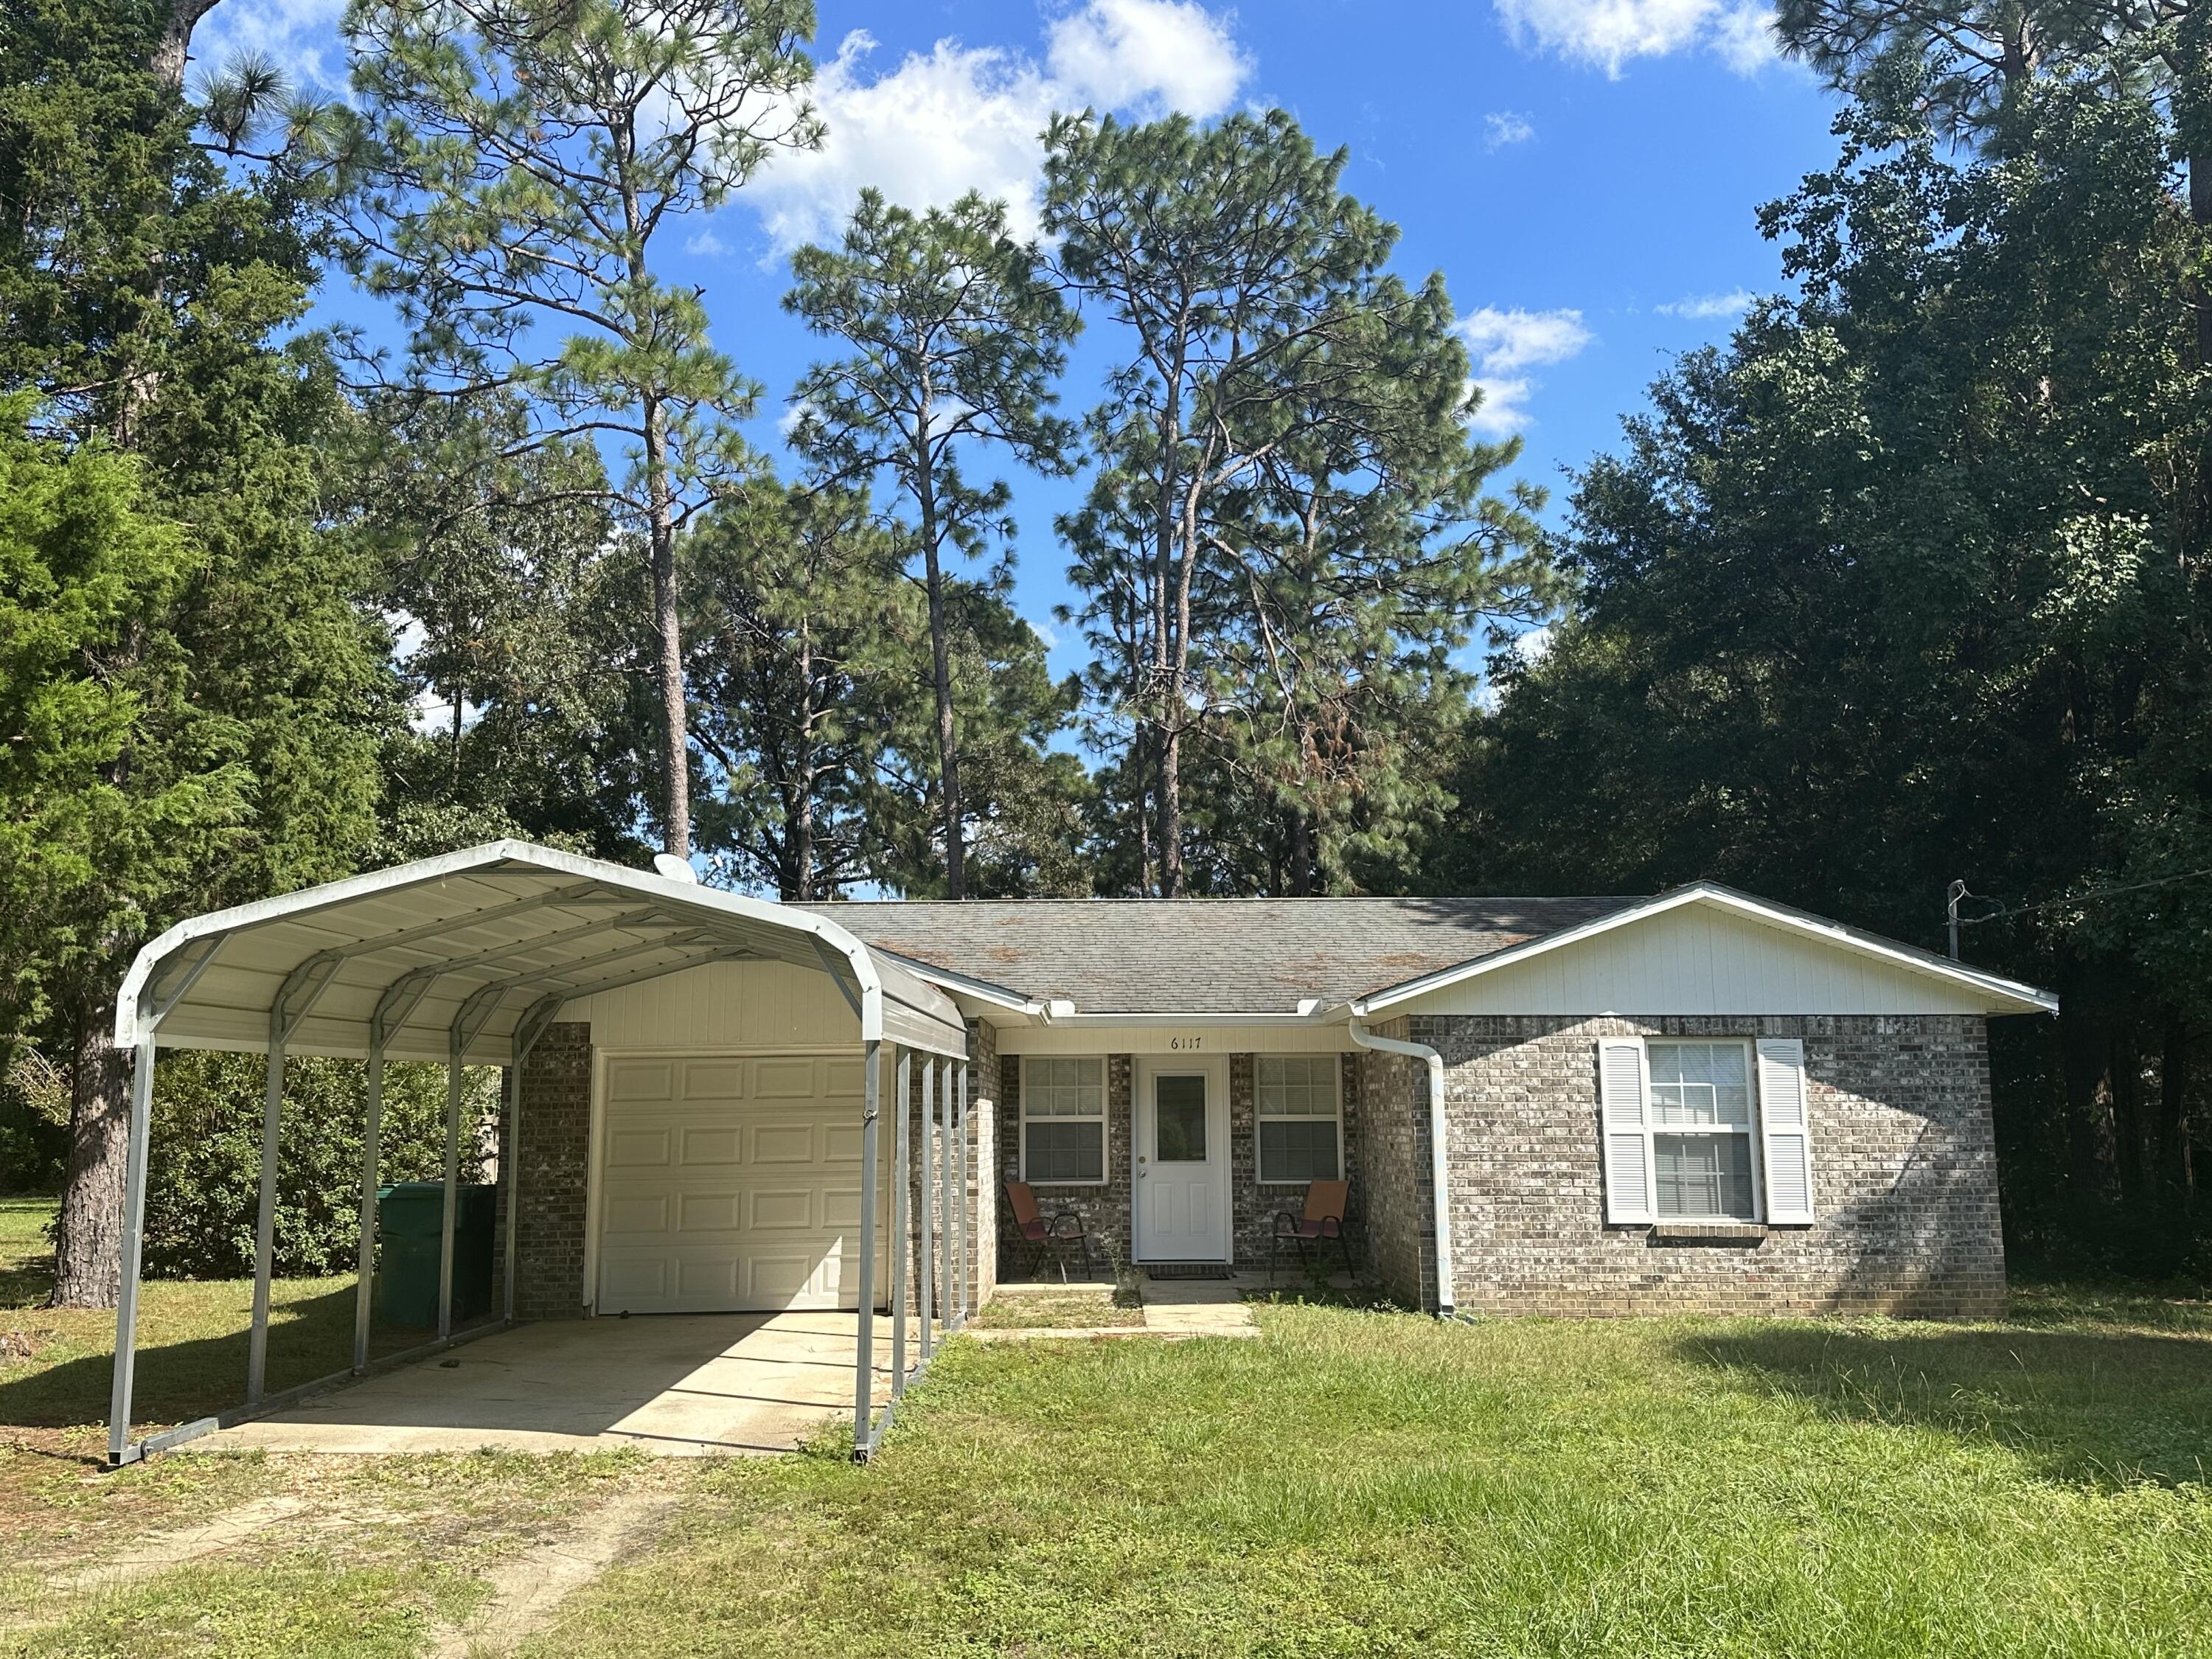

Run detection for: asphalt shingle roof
[[800, 897, 1641, 1015]]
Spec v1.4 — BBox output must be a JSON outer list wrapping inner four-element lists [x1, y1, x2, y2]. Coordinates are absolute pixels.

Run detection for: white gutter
[[1348, 1020, 1455, 1318]]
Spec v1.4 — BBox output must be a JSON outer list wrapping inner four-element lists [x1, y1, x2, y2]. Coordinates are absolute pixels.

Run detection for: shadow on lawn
[[1674, 1320, 2212, 1489], [0, 1281, 429, 1445]]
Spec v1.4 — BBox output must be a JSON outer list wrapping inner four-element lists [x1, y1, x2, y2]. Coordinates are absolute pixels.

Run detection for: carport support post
[[106, 1038, 156, 1465], [853, 1038, 881, 1453], [956, 1062, 970, 1323], [352, 1043, 385, 1374], [938, 1057, 955, 1326], [891, 1048, 911, 1394], [502, 1056, 521, 1324], [918, 1057, 934, 1360], [438, 1037, 462, 1341], [246, 1032, 287, 1404]]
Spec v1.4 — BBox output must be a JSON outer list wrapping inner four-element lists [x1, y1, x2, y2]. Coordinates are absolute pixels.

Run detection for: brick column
[[495, 1020, 591, 1321]]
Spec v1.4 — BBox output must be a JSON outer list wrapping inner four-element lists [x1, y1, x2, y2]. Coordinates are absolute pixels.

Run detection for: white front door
[[1133, 1058, 1230, 1261]]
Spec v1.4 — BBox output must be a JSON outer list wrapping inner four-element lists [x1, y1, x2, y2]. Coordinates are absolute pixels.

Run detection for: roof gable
[[1349, 884, 2055, 1018]]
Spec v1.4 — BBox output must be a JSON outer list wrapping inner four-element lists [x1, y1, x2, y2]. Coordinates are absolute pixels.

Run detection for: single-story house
[[105, 840, 2052, 1463]]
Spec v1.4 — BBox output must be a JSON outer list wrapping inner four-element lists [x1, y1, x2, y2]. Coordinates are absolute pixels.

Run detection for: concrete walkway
[[192, 1312, 889, 1457]]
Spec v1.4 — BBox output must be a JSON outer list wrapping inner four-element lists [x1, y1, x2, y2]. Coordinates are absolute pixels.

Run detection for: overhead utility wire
[[1955, 866, 2212, 929]]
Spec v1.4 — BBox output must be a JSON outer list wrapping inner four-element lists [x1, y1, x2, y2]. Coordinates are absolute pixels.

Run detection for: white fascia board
[[116, 839, 961, 1050], [1038, 1009, 1340, 1026], [1349, 883, 2058, 1018], [868, 948, 1043, 1020]]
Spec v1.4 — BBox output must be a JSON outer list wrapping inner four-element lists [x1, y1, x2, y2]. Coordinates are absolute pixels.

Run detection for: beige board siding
[[1397, 903, 2003, 1017]]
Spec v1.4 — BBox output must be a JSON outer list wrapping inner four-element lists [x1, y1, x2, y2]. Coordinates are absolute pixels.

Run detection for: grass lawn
[[970, 1290, 1145, 1329], [4, 1189, 2212, 1656]]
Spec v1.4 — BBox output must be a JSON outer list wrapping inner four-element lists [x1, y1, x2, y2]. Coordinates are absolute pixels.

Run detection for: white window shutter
[[1756, 1038, 1815, 1224], [1597, 1039, 1652, 1224]]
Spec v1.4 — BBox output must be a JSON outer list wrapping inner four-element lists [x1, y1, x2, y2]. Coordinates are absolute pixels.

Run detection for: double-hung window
[[1021, 1057, 1105, 1184], [1599, 1035, 1815, 1226], [1644, 1040, 1757, 1220], [1256, 1055, 1342, 1183]]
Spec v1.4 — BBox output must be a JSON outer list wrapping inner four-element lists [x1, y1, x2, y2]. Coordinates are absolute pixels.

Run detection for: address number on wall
[[1168, 1036, 1204, 1051]]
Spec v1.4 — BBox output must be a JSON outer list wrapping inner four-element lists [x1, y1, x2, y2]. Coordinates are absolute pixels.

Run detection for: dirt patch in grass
[[972, 1293, 1144, 1330]]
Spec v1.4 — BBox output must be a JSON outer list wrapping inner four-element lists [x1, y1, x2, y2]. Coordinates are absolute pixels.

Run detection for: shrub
[[142, 1050, 499, 1279]]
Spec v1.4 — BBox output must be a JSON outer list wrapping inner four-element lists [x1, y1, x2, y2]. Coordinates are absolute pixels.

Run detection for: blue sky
[[201, 0, 1843, 681]]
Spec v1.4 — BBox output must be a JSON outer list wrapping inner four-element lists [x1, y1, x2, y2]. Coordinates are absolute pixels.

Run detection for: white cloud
[[747, 1, 1251, 254], [1457, 307, 1593, 436], [189, 0, 347, 93], [1711, 2, 1781, 72], [1484, 110, 1537, 149], [1468, 376, 1537, 436], [1457, 306, 1593, 372], [1513, 622, 1554, 663], [684, 228, 731, 258], [1031, 617, 1062, 650], [1491, 0, 1779, 76], [1657, 287, 1754, 319], [1046, 0, 1251, 120]]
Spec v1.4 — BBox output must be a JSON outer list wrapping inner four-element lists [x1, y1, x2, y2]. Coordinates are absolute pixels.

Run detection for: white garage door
[[594, 1052, 887, 1313]]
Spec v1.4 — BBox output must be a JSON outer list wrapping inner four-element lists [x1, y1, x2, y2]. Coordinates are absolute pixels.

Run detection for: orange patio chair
[[1003, 1180, 1096, 1282], [1271, 1179, 1354, 1281]]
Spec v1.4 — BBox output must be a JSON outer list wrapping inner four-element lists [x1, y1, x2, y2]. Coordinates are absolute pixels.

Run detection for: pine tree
[[785, 189, 1079, 897]]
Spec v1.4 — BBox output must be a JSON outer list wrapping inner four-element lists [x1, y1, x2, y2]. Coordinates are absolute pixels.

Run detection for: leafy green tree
[[685, 481, 911, 898], [1452, 77, 2212, 1262], [686, 479, 1088, 899], [142, 1053, 493, 1279], [358, 392, 650, 864], [343, 0, 821, 860], [1045, 110, 1554, 895], [785, 189, 1079, 897], [1, 0, 397, 1306]]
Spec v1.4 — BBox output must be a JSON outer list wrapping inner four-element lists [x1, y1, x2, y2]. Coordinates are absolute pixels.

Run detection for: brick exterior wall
[[964, 1020, 998, 1312], [1228, 1051, 1365, 1271], [500, 1020, 593, 1321], [1413, 1014, 2004, 1318], [1359, 1026, 1441, 1312], [998, 1051, 1133, 1277], [894, 1045, 990, 1324]]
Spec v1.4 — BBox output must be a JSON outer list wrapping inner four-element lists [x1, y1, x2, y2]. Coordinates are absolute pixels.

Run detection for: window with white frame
[[1256, 1055, 1342, 1183], [1021, 1057, 1106, 1184], [1644, 1040, 1759, 1220]]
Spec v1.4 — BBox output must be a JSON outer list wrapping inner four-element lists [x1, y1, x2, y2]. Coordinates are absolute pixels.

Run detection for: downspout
[[1347, 1020, 1455, 1318]]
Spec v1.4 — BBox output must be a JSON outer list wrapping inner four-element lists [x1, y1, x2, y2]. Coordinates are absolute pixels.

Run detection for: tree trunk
[[917, 473, 966, 899], [644, 398, 689, 860], [1133, 724, 1154, 897], [148, 0, 220, 91], [50, 1002, 131, 1308], [2059, 1009, 2120, 1203], [793, 625, 816, 902], [2164, 1017, 2194, 1211]]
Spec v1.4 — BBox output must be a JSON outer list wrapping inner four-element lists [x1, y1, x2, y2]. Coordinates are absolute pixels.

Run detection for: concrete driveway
[[194, 1312, 891, 1457]]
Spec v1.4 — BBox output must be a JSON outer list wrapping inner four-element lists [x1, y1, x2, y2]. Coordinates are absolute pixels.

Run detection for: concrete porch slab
[[190, 1312, 891, 1458]]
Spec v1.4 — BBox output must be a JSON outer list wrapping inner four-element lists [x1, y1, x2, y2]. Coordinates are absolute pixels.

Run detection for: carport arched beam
[[114, 841, 915, 1054]]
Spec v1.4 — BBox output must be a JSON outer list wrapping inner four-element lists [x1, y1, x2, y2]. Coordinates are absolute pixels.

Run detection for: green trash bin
[[375, 1181, 497, 1329]]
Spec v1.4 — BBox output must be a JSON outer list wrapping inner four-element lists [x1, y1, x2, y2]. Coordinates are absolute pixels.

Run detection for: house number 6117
[[1169, 1036, 1203, 1050]]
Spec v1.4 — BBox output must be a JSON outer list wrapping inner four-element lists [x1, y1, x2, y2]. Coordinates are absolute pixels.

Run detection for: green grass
[[526, 1293, 2212, 1659], [970, 1292, 1144, 1329], [0, 1197, 456, 1456], [6, 1191, 2212, 1657]]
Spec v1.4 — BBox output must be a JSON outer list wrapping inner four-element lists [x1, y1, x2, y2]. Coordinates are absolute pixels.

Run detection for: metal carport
[[106, 841, 973, 1466]]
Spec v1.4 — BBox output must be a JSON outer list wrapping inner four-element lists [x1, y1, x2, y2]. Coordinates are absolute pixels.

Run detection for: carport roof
[[115, 841, 970, 1062]]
